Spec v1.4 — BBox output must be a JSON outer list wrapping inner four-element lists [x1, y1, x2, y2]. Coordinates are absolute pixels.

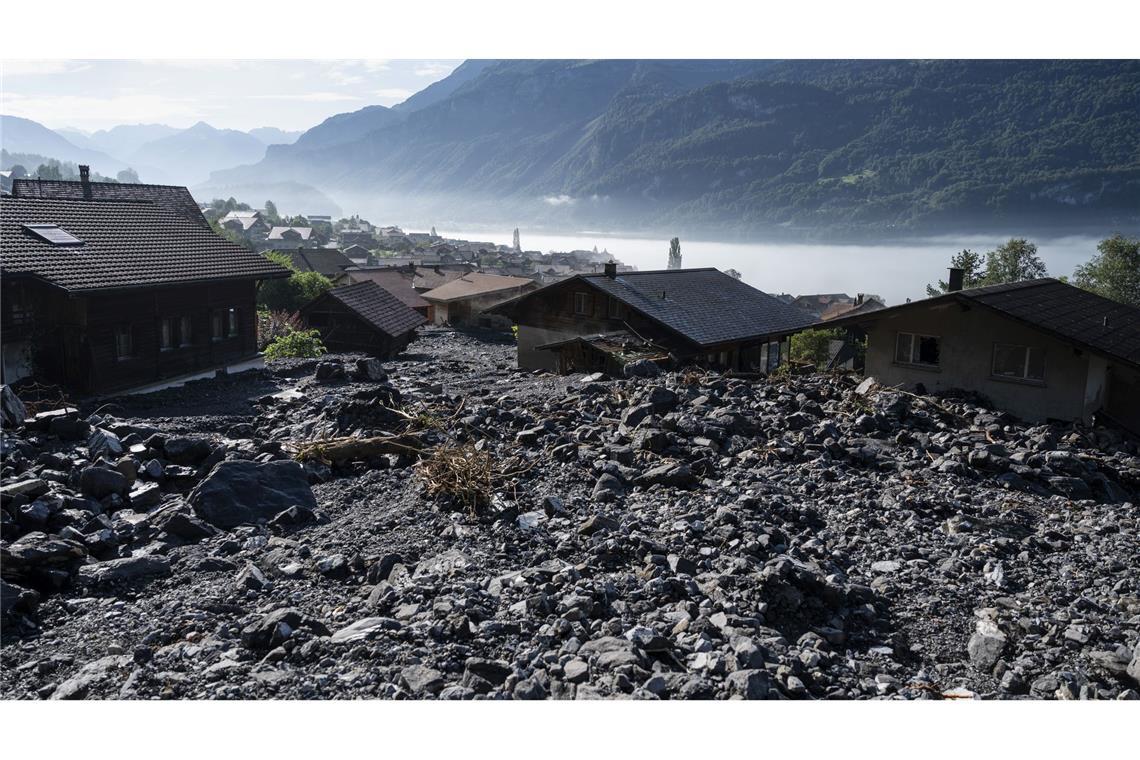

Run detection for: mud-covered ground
[[2, 327, 1138, 699]]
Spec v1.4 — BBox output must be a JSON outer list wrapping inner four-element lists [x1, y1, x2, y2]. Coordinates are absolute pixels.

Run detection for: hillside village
[[2, 170, 1139, 702]]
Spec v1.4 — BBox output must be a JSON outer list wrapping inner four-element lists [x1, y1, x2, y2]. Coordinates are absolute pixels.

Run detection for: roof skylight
[[22, 223, 84, 246]]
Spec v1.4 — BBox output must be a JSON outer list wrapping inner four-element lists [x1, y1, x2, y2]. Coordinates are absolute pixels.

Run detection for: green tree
[[35, 163, 63, 180], [116, 168, 140, 183], [790, 327, 846, 368], [982, 238, 1047, 285], [264, 200, 280, 224], [667, 237, 682, 269], [257, 251, 333, 311], [9, 164, 27, 179], [1072, 234, 1140, 306], [926, 249, 984, 296]]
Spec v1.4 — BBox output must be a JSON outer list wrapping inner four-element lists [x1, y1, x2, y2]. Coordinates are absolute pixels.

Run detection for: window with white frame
[[573, 292, 592, 316], [992, 343, 1045, 382], [895, 332, 941, 366]]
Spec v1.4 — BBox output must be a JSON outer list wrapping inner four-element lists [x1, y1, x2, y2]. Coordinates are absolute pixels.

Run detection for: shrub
[[263, 328, 326, 360], [257, 309, 303, 350], [258, 251, 333, 311], [790, 327, 846, 369]]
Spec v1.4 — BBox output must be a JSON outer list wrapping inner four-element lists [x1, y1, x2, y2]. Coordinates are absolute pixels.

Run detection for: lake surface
[[441, 229, 1104, 306]]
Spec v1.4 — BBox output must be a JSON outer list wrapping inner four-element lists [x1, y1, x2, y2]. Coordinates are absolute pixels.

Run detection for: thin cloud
[[374, 88, 414, 103], [1, 92, 203, 130], [414, 61, 457, 78], [2, 60, 92, 77], [250, 92, 363, 102]]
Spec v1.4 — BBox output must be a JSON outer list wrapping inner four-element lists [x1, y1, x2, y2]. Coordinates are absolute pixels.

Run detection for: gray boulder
[[79, 466, 128, 499], [163, 437, 212, 465], [967, 621, 1007, 672], [1, 384, 27, 428], [78, 556, 171, 586], [622, 359, 661, 378], [189, 460, 317, 528]]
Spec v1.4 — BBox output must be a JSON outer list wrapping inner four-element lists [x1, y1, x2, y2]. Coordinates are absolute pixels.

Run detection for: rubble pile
[[2, 328, 1138, 700]]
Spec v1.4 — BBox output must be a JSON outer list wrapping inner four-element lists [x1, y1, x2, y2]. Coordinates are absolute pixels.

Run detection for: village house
[[492, 265, 818, 374], [218, 209, 269, 232], [219, 213, 270, 240], [341, 243, 374, 265], [412, 264, 476, 293], [791, 292, 856, 318], [299, 280, 425, 358], [279, 248, 355, 282], [345, 267, 433, 320], [421, 272, 539, 328], [825, 276, 1140, 432], [338, 229, 377, 248], [820, 293, 886, 321], [1, 171, 289, 395], [265, 225, 314, 250]]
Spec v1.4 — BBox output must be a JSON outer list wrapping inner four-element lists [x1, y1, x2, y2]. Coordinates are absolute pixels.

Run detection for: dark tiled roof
[[346, 269, 431, 310], [580, 268, 818, 347], [828, 278, 1140, 368], [11, 178, 208, 227], [966, 279, 1140, 367], [283, 248, 354, 277], [316, 280, 426, 338], [1, 196, 290, 293], [421, 272, 536, 302]]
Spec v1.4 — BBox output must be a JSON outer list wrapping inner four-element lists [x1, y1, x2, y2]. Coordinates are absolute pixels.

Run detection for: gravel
[[2, 326, 1138, 700]]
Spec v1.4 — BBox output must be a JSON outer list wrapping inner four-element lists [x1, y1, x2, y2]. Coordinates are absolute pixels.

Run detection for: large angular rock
[[0, 579, 40, 618], [1, 533, 87, 580], [329, 616, 400, 643], [163, 437, 212, 465], [189, 460, 317, 528], [87, 427, 124, 461], [725, 669, 771, 700], [78, 556, 171, 586], [578, 636, 643, 669], [967, 621, 1007, 672], [1128, 646, 1140, 688], [1, 384, 27, 429], [79, 466, 128, 499]]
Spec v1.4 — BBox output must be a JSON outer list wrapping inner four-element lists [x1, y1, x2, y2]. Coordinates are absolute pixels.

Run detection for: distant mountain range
[[6, 60, 1138, 237], [1, 115, 303, 187], [212, 59, 1140, 237]]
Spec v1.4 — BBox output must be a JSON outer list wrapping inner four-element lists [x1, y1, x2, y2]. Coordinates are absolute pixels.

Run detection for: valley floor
[[2, 327, 1138, 699]]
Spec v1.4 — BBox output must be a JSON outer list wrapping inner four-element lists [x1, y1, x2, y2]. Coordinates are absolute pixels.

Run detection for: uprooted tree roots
[[291, 395, 532, 516], [415, 443, 534, 516], [293, 434, 424, 463]]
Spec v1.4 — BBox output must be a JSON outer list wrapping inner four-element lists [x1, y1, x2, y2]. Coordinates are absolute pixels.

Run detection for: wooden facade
[[512, 278, 788, 374], [1, 276, 260, 395], [301, 293, 416, 358]]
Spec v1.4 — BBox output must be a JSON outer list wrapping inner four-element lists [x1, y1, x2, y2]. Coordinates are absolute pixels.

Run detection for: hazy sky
[[0, 59, 462, 133]]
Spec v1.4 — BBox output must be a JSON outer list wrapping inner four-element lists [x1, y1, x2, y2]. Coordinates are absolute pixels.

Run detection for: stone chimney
[[604, 261, 617, 278], [947, 267, 965, 292], [79, 165, 91, 199]]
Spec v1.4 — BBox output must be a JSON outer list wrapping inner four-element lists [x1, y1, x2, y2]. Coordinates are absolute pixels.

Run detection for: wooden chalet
[[1, 172, 289, 395], [300, 280, 426, 358], [491, 264, 818, 374]]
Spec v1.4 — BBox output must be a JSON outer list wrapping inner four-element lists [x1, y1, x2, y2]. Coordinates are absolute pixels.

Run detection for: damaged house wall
[[861, 302, 1100, 425]]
